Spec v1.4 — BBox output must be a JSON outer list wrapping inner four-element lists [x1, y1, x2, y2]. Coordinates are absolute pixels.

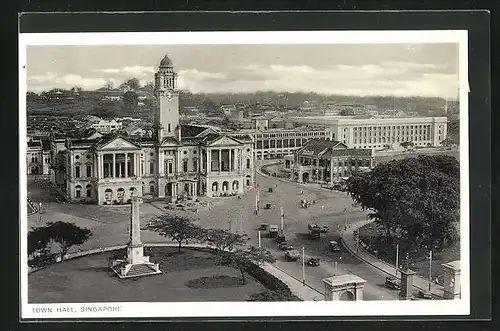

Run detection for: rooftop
[[299, 139, 344, 156]]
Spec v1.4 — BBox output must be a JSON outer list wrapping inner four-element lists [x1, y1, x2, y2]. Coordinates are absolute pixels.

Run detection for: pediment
[[207, 135, 243, 147], [97, 137, 141, 150]]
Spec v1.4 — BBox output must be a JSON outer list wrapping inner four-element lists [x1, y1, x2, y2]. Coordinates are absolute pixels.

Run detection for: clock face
[[166, 91, 173, 100]]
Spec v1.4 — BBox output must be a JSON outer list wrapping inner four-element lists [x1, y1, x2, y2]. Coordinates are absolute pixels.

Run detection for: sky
[[26, 43, 460, 98]]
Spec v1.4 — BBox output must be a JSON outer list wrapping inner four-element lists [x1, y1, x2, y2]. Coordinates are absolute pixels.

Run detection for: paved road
[[28, 168, 400, 300]]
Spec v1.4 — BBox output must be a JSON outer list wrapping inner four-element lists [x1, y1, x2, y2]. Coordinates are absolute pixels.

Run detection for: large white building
[[52, 55, 254, 205], [229, 128, 330, 160], [286, 116, 448, 150]]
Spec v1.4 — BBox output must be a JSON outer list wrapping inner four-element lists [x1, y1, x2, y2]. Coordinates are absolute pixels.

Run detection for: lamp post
[[258, 230, 261, 248], [280, 206, 284, 235], [302, 246, 306, 286]]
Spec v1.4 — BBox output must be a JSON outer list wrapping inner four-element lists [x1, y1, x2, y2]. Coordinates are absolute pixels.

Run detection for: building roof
[[180, 124, 207, 138], [41, 139, 51, 151], [299, 139, 344, 156], [27, 141, 41, 148], [323, 148, 373, 158], [159, 54, 173, 67]]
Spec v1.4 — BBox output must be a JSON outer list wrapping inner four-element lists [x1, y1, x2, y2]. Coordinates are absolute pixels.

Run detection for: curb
[[340, 226, 444, 299]]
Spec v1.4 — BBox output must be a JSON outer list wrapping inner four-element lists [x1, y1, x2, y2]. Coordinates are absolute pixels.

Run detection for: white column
[[229, 149, 232, 172], [124, 153, 128, 178], [112, 153, 116, 178], [218, 149, 222, 173], [207, 149, 211, 173]]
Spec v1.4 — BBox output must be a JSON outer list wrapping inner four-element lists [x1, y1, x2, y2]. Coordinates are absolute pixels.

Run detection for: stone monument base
[[109, 258, 162, 279]]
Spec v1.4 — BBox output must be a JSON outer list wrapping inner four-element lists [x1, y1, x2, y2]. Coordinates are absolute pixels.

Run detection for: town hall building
[[52, 55, 254, 205]]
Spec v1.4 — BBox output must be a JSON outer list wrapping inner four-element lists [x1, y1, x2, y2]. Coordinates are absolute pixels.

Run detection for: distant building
[[221, 105, 236, 116], [229, 127, 330, 160], [91, 119, 123, 133], [285, 138, 374, 184], [251, 117, 269, 131], [26, 138, 51, 175], [286, 116, 448, 150], [50, 54, 254, 204]]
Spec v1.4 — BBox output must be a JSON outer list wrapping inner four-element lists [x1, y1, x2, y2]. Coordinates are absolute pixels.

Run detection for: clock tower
[[154, 54, 180, 141]]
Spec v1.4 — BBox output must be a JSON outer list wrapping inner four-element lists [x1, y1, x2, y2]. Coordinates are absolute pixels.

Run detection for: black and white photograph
[[19, 30, 469, 318]]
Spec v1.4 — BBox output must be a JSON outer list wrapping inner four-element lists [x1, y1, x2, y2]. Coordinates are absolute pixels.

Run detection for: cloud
[[26, 60, 459, 98], [27, 72, 119, 92], [93, 65, 155, 76]]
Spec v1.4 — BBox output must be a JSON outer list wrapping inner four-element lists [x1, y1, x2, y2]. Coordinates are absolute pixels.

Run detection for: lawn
[[28, 247, 269, 303], [358, 222, 460, 283]]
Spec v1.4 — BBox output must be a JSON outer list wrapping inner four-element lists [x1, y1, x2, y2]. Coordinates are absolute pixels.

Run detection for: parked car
[[275, 234, 286, 243], [321, 225, 329, 233], [269, 225, 279, 238], [279, 242, 294, 250], [329, 240, 340, 252], [385, 277, 401, 290], [307, 257, 320, 266], [285, 250, 300, 261]]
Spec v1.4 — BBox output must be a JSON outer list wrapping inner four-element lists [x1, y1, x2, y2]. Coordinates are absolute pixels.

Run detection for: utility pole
[[255, 192, 258, 215], [428, 250, 433, 292], [302, 246, 305, 286], [258, 230, 261, 248], [395, 244, 399, 277], [280, 206, 284, 235]]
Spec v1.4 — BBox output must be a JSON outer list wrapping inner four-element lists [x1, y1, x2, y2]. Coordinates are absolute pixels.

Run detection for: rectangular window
[[193, 159, 198, 171], [246, 159, 251, 169], [141, 162, 144, 175], [183, 160, 188, 172], [75, 166, 80, 178], [168, 162, 173, 174], [149, 162, 154, 174], [168, 123, 171, 132], [86, 165, 92, 177], [75, 190, 81, 198]]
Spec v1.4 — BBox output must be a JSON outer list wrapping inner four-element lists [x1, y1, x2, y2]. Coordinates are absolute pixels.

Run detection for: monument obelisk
[[110, 194, 161, 278]]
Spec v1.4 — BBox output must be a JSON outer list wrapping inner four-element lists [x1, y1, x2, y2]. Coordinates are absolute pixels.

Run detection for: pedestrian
[[275, 183, 278, 188], [321, 205, 324, 210]]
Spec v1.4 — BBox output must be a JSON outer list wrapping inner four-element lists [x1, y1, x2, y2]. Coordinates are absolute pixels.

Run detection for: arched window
[[104, 188, 113, 202], [75, 185, 82, 198], [117, 188, 125, 202], [86, 184, 92, 198], [222, 181, 229, 192], [212, 182, 218, 192], [192, 158, 198, 171], [232, 180, 239, 191], [142, 181, 145, 193], [129, 187, 137, 196], [245, 175, 251, 186], [149, 181, 155, 194]]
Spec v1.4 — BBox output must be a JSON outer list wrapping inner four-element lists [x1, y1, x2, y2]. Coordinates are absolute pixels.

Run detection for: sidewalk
[[341, 220, 444, 298], [260, 263, 324, 301]]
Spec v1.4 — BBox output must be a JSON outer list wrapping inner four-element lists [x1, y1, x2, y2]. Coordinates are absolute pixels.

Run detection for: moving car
[[269, 225, 279, 238], [329, 240, 340, 251], [308, 223, 321, 239], [285, 250, 300, 261], [307, 257, 320, 266], [385, 277, 401, 290], [275, 234, 286, 243]]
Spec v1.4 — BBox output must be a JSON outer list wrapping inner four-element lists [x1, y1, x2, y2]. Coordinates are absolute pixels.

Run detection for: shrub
[[28, 252, 58, 269], [126, 199, 132, 204]]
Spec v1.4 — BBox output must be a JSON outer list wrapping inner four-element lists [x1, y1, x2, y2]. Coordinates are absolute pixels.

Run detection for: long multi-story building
[[284, 138, 374, 184], [26, 138, 51, 175], [286, 116, 448, 150], [51, 54, 254, 205], [229, 128, 330, 160]]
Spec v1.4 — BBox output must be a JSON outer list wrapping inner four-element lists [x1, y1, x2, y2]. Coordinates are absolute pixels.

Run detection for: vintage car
[[285, 250, 300, 261], [259, 223, 268, 231], [385, 277, 401, 290], [307, 257, 320, 266], [275, 234, 286, 243], [329, 240, 340, 252]]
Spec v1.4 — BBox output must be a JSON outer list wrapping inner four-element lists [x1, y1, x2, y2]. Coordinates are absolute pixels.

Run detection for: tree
[[340, 108, 355, 116], [248, 290, 300, 301], [205, 228, 248, 254], [123, 91, 138, 110], [400, 141, 415, 152], [227, 246, 275, 284], [28, 225, 51, 256], [44, 221, 92, 261], [145, 215, 205, 252], [345, 155, 460, 255], [121, 78, 140, 91]]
